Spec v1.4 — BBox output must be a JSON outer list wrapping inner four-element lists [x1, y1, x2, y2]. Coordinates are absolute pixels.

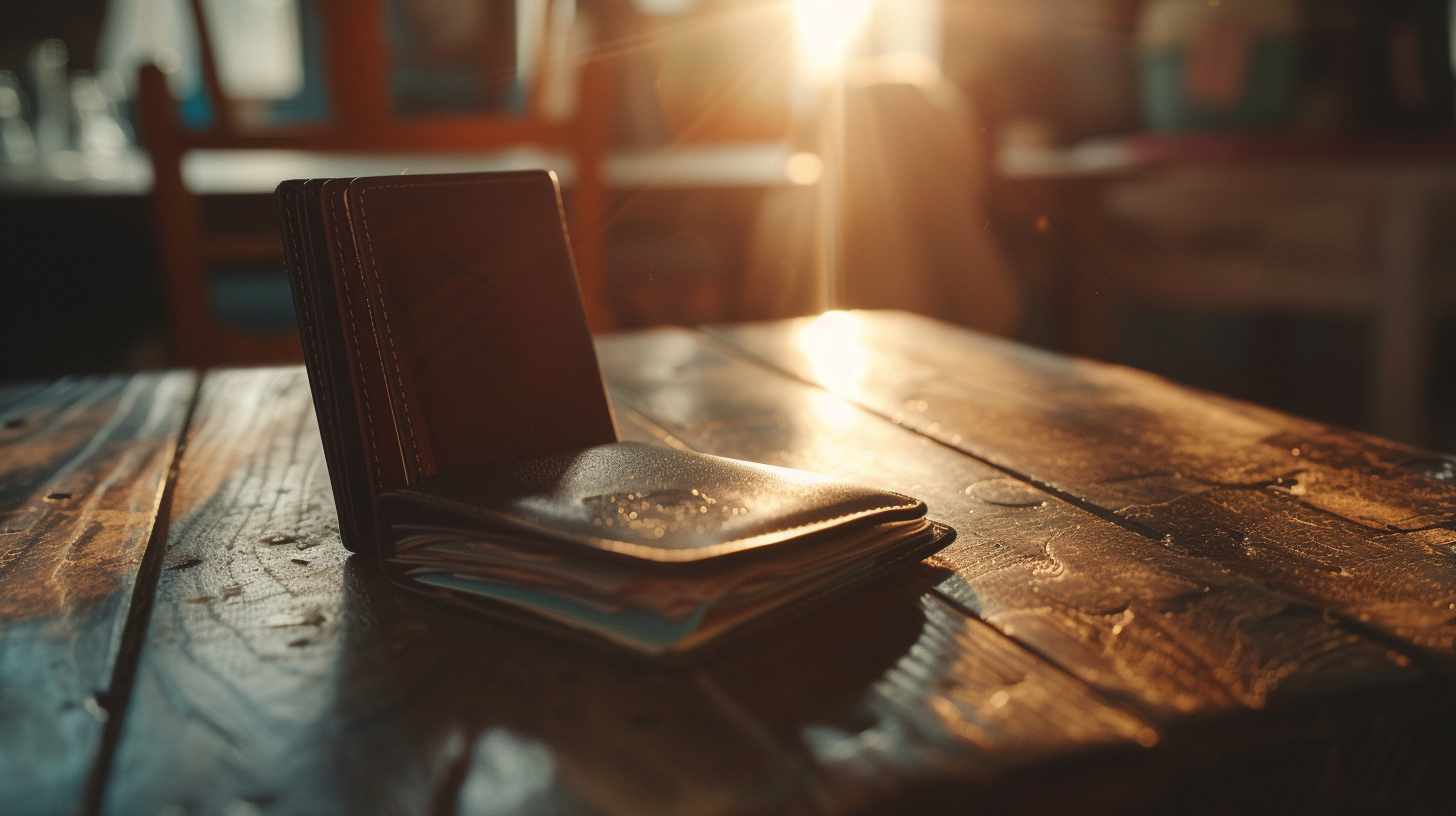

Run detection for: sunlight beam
[[792, 0, 875, 78]]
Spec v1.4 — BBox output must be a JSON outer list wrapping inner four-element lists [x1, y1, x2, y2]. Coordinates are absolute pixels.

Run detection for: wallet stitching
[[282, 201, 330, 442], [328, 195, 384, 486], [281, 201, 309, 330], [286, 195, 355, 525], [282, 200, 325, 411], [356, 187, 426, 477]]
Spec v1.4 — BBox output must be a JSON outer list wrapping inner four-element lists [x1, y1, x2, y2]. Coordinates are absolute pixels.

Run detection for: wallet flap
[[379, 442, 927, 562], [325, 177, 416, 498], [343, 171, 618, 484]]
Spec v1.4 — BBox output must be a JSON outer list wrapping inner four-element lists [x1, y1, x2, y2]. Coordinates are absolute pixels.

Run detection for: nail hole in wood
[[46, 492, 71, 501]]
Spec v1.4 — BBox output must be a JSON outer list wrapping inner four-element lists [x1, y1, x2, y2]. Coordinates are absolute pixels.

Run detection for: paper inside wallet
[[375, 442, 946, 654]]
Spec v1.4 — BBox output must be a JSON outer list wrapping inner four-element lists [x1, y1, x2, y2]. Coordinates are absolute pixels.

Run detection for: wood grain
[[102, 366, 1155, 815], [706, 311, 1456, 656], [101, 368, 805, 816], [598, 327, 1452, 811], [76, 315, 1456, 813], [0, 372, 195, 816]]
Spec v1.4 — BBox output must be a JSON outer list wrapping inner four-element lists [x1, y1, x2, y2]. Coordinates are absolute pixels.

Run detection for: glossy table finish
[[3, 311, 1455, 815]]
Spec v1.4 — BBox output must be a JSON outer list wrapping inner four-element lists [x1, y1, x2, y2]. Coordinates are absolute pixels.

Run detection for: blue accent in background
[[1140, 39, 1300, 132], [210, 266, 298, 333], [268, 0, 330, 124]]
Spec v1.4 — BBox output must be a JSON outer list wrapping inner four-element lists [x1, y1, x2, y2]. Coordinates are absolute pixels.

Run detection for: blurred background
[[1, 0, 1454, 449]]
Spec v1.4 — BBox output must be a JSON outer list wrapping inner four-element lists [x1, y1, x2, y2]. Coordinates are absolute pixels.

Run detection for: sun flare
[[797, 311, 869, 399], [792, 0, 875, 76]]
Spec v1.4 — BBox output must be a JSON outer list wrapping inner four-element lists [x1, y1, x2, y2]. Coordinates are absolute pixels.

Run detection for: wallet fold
[[278, 170, 954, 657]]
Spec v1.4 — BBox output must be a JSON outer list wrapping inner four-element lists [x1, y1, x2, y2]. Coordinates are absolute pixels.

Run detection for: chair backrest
[[138, 0, 613, 367]]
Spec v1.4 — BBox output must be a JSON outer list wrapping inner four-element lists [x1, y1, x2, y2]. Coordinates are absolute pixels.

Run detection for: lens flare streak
[[793, 0, 875, 75]]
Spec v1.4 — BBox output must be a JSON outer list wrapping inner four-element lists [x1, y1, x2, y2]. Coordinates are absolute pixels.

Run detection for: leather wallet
[[277, 170, 954, 657]]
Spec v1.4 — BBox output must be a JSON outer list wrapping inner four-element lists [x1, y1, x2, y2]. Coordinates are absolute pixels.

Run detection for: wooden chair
[[138, 0, 614, 368]]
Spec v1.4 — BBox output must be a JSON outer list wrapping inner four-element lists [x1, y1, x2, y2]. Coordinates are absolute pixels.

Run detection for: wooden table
[[5, 311, 1456, 815]]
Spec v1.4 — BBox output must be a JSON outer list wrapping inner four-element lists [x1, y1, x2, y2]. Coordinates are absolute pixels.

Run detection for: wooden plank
[[0, 372, 196, 816], [597, 328, 1453, 811], [101, 368, 804, 816], [705, 311, 1456, 656]]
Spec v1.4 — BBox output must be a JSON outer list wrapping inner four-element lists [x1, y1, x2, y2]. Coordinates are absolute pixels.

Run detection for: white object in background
[[31, 40, 69, 162], [72, 71, 131, 178], [869, 0, 941, 66], [98, 0, 201, 99], [517, 0, 585, 112], [517, 0, 549, 97], [175, 142, 801, 195], [0, 72, 38, 168], [632, 0, 695, 13], [200, 0, 303, 100], [540, 0, 584, 122], [99, 0, 302, 102], [793, 0, 875, 78]]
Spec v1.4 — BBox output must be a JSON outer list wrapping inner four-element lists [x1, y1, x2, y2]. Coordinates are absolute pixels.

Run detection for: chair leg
[[1371, 187, 1429, 444], [571, 54, 614, 333], [138, 65, 215, 367]]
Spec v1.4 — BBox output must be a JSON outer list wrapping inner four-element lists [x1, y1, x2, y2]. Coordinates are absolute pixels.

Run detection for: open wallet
[[275, 170, 955, 658]]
